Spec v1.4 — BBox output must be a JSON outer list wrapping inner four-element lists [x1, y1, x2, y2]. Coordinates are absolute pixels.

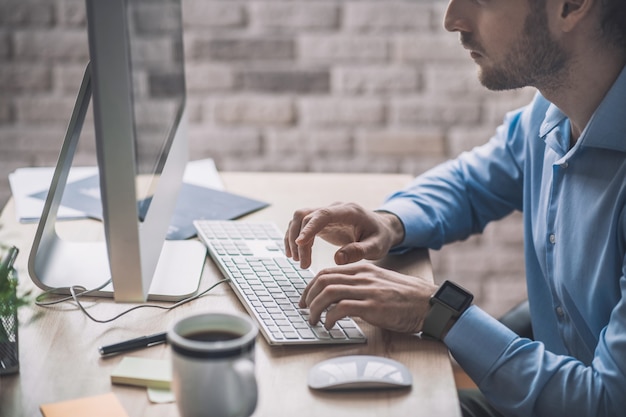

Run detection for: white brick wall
[[250, 3, 339, 30], [299, 97, 385, 127], [344, 2, 432, 31], [0, 0, 534, 316]]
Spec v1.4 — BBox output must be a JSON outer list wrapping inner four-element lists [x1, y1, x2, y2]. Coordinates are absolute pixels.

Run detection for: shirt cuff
[[443, 305, 518, 385], [377, 199, 443, 250]]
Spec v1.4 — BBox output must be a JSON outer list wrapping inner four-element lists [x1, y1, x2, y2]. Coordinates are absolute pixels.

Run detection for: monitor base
[[90, 239, 206, 302], [145, 239, 206, 302], [30, 238, 206, 303]]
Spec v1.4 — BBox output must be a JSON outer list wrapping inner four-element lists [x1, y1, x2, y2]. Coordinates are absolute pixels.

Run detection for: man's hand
[[284, 202, 405, 269], [299, 262, 437, 334]]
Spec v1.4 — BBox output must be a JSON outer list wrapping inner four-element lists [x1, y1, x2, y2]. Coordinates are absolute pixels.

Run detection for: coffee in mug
[[168, 313, 258, 417]]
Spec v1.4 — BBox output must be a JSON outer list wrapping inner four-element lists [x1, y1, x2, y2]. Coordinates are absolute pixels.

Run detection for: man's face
[[444, 0, 568, 91]]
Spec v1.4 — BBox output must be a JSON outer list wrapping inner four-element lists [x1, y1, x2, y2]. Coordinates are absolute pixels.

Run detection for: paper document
[[9, 166, 98, 222], [9, 159, 225, 223], [9, 159, 268, 240]]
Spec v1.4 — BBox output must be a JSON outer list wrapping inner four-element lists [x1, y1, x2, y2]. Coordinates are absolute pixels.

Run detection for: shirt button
[[560, 162, 569, 169], [556, 306, 565, 318], [549, 234, 556, 244]]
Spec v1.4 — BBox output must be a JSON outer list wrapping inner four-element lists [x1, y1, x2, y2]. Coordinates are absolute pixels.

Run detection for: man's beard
[[462, 5, 569, 91]]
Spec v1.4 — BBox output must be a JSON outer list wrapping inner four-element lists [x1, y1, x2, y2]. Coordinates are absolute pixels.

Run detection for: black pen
[[98, 331, 167, 356]]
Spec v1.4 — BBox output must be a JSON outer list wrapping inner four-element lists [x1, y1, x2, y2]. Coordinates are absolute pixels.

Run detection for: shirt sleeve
[[444, 209, 626, 417], [446, 275, 626, 417], [378, 108, 526, 251]]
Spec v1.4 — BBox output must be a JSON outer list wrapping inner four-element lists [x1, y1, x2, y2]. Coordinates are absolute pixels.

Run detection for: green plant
[[0, 243, 28, 342], [0, 242, 30, 374]]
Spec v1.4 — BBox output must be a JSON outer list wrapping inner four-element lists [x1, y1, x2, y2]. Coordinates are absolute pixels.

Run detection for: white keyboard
[[194, 220, 367, 346]]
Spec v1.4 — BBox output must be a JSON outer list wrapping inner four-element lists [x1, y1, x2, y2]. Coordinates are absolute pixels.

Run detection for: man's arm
[[378, 108, 527, 252]]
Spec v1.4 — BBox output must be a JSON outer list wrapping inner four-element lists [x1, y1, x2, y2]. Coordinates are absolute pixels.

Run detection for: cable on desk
[[34, 278, 231, 324]]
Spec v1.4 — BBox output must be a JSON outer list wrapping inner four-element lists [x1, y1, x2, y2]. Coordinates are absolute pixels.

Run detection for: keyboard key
[[297, 328, 317, 339], [311, 325, 331, 338], [345, 328, 366, 339]]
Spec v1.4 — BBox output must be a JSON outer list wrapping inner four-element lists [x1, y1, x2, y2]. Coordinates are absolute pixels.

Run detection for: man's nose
[[444, 0, 471, 33]]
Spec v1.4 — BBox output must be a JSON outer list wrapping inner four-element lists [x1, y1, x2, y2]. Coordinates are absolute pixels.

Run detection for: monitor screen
[[28, 0, 205, 303], [126, 0, 186, 218]]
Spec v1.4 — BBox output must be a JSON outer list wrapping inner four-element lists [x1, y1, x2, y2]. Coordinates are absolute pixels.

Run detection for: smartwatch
[[422, 280, 473, 340]]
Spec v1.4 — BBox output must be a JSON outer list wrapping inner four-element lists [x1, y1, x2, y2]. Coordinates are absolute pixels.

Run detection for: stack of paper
[[8, 166, 98, 222], [110, 356, 171, 390], [7, 159, 269, 240], [110, 356, 175, 403]]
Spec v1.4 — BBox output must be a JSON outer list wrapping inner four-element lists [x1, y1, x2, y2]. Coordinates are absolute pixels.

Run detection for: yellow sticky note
[[148, 387, 175, 404], [40, 392, 129, 417], [110, 356, 171, 390]]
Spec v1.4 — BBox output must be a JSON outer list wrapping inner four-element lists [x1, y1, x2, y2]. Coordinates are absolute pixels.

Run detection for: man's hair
[[530, 0, 626, 50], [600, 0, 626, 49]]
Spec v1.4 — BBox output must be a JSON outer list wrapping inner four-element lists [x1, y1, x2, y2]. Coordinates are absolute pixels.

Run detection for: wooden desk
[[0, 172, 460, 417]]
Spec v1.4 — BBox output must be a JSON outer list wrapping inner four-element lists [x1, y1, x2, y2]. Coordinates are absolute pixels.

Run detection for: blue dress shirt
[[378, 64, 626, 417]]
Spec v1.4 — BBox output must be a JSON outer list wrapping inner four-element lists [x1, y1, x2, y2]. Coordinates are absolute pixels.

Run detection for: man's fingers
[[304, 275, 371, 324], [309, 295, 372, 329], [295, 208, 333, 245], [323, 300, 368, 329], [334, 242, 370, 265], [285, 208, 316, 262], [284, 220, 295, 259]]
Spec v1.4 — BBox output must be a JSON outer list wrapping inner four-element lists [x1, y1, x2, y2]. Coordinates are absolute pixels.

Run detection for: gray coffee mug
[[168, 313, 258, 417]]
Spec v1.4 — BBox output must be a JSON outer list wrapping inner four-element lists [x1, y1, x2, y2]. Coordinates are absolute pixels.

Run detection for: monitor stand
[[30, 239, 206, 302], [28, 62, 206, 302]]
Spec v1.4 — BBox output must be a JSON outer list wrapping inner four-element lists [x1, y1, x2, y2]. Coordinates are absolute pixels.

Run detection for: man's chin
[[477, 68, 526, 91]]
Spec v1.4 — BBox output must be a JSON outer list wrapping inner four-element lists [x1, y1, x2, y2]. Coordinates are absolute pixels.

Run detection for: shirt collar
[[539, 64, 626, 152], [539, 103, 567, 138], [539, 105, 569, 156]]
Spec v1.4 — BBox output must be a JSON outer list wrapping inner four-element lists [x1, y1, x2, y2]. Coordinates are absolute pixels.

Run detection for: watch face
[[438, 282, 471, 311]]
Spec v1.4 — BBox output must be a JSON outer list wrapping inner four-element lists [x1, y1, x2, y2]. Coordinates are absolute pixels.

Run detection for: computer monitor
[[28, 0, 206, 302]]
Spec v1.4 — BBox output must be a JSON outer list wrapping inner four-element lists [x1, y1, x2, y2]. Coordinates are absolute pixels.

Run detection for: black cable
[[35, 278, 231, 324]]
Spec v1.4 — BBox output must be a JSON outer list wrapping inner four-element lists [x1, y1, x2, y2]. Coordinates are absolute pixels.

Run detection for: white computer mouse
[[308, 355, 413, 391]]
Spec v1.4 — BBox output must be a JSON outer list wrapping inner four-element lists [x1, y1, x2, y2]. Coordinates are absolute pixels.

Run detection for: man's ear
[[556, 0, 595, 32]]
